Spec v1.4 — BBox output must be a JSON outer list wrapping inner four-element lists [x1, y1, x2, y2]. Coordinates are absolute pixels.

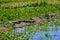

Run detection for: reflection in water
[[15, 25, 60, 40]]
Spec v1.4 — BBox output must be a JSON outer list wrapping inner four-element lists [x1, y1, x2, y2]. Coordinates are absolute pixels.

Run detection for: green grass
[[0, 2, 60, 23], [0, 0, 60, 40]]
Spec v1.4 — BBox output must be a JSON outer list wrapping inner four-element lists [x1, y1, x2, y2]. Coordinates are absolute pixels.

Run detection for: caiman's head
[[44, 13, 59, 21], [44, 13, 58, 19]]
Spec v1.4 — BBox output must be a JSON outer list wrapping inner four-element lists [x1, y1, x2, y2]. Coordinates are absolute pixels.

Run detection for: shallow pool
[[14, 25, 60, 40]]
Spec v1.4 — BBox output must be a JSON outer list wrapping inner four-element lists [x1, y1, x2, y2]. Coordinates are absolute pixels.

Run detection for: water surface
[[14, 25, 60, 40]]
